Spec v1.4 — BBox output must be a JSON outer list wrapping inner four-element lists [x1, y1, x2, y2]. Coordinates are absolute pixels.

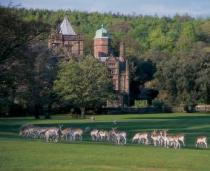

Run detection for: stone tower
[[48, 16, 84, 58], [94, 25, 111, 59]]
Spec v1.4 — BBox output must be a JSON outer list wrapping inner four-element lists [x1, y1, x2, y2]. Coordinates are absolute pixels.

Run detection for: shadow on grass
[[125, 115, 210, 120]]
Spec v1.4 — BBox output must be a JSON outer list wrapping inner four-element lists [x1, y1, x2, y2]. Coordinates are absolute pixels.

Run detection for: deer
[[44, 125, 63, 143], [151, 130, 161, 146], [176, 134, 185, 147], [90, 129, 100, 141], [158, 130, 167, 147], [71, 128, 83, 141], [132, 132, 149, 145], [20, 124, 49, 139], [110, 128, 127, 145], [98, 130, 109, 141], [196, 136, 208, 148], [61, 128, 73, 141], [166, 135, 180, 149]]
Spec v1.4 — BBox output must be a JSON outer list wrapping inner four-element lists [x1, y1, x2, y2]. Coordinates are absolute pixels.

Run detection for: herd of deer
[[19, 124, 208, 149]]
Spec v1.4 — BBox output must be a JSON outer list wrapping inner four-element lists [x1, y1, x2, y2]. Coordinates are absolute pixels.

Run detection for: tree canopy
[[53, 56, 114, 117], [1, 6, 210, 116], [155, 49, 210, 106], [0, 6, 51, 117]]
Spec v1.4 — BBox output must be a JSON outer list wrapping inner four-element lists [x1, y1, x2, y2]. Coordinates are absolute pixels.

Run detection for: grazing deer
[[176, 134, 185, 147], [132, 133, 141, 143], [111, 128, 127, 145], [98, 130, 109, 141], [61, 128, 73, 141], [26, 127, 39, 138], [167, 135, 180, 149], [158, 130, 168, 147], [151, 130, 161, 146], [71, 128, 83, 141], [19, 124, 34, 134], [19, 124, 37, 138], [45, 125, 63, 143], [41, 127, 55, 139], [132, 132, 149, 145], [20, 125, 35, 138], [196, 136, 208, 148], [159, 130, 168, 147], [90, 129, 100, 141]]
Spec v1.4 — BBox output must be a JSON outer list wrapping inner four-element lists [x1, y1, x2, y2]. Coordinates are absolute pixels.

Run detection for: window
[[99, 52, 107, 57]]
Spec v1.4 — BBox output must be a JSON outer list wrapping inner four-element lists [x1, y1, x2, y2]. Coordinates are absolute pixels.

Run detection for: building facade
[[48, 16, 84, 58], [94, 25, 130, 107], [49, 17, 130, 107]]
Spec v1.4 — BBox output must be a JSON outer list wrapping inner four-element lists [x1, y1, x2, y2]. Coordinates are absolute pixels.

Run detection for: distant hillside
[[8, 7, 210, 57]]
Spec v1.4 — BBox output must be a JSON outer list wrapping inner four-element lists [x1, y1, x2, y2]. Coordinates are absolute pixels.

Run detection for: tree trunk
[[34, 104, 40, 119], [80, 107, 85, 118], [45, 104, 51, 119]]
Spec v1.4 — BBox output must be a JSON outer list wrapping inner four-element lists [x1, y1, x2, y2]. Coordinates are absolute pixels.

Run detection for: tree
[[154, 48, 210, 107], [2, 6, 210, 115], [0, 7, 49, 63], [25, 42, 57, 119], [53, 56, 114, 117], [0, 6, 50, 117], [176, 22, 197, 50], [129, 56, 156, 104]]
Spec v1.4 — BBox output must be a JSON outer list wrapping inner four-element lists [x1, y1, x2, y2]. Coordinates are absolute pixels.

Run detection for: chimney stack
[[119, 42, 125, 58]]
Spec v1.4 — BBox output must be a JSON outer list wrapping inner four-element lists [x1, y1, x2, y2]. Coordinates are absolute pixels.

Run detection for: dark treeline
[[0, 6, 210, 117]]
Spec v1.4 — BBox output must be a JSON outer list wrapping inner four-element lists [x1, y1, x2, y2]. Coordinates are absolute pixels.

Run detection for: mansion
[[48, 16, 130, 107]]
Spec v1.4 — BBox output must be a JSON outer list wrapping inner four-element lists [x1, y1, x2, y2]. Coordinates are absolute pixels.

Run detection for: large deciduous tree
[[53, 56, 114, 117], [155, 49, 210, 106], [0, 6, 50, 117]]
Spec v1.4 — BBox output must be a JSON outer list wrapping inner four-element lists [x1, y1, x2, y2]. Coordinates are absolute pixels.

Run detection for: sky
[[1, 0, 210, 17]]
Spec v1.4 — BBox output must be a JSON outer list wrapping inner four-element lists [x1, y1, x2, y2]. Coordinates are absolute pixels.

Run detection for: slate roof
[[59, 16, 76, 35]]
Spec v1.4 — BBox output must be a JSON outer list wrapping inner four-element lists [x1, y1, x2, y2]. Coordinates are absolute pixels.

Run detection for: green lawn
[[1, 113, 210, 171]]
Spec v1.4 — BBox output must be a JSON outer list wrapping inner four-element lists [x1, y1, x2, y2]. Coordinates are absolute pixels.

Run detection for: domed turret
[[94, 25, 111, 59], [94, 25, 110, 39]]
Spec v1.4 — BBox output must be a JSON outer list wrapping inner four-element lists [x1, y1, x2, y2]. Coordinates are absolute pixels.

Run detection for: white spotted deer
[[45, 125, 63, 143], [132, 132, 149, 145], [90, 129, 100, 141], [71, 128, 83, 141], [196, 136, 208, 148], [61, 128, 73, 141], [176, 134, 185, 147], [98, 130, 109, 141], [151, 130, 161, 146], [166, 135, 180, 149], [110, 128, 127, 145]]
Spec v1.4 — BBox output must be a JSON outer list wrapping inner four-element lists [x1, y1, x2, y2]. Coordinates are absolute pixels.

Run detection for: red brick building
[[94, 25, 130, 107], [49, 17, 130, 107], [48, 16, 84, 58]]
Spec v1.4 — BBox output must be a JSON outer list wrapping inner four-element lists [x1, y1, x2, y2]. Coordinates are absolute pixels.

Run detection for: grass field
[[1, 113, 210, 171]]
